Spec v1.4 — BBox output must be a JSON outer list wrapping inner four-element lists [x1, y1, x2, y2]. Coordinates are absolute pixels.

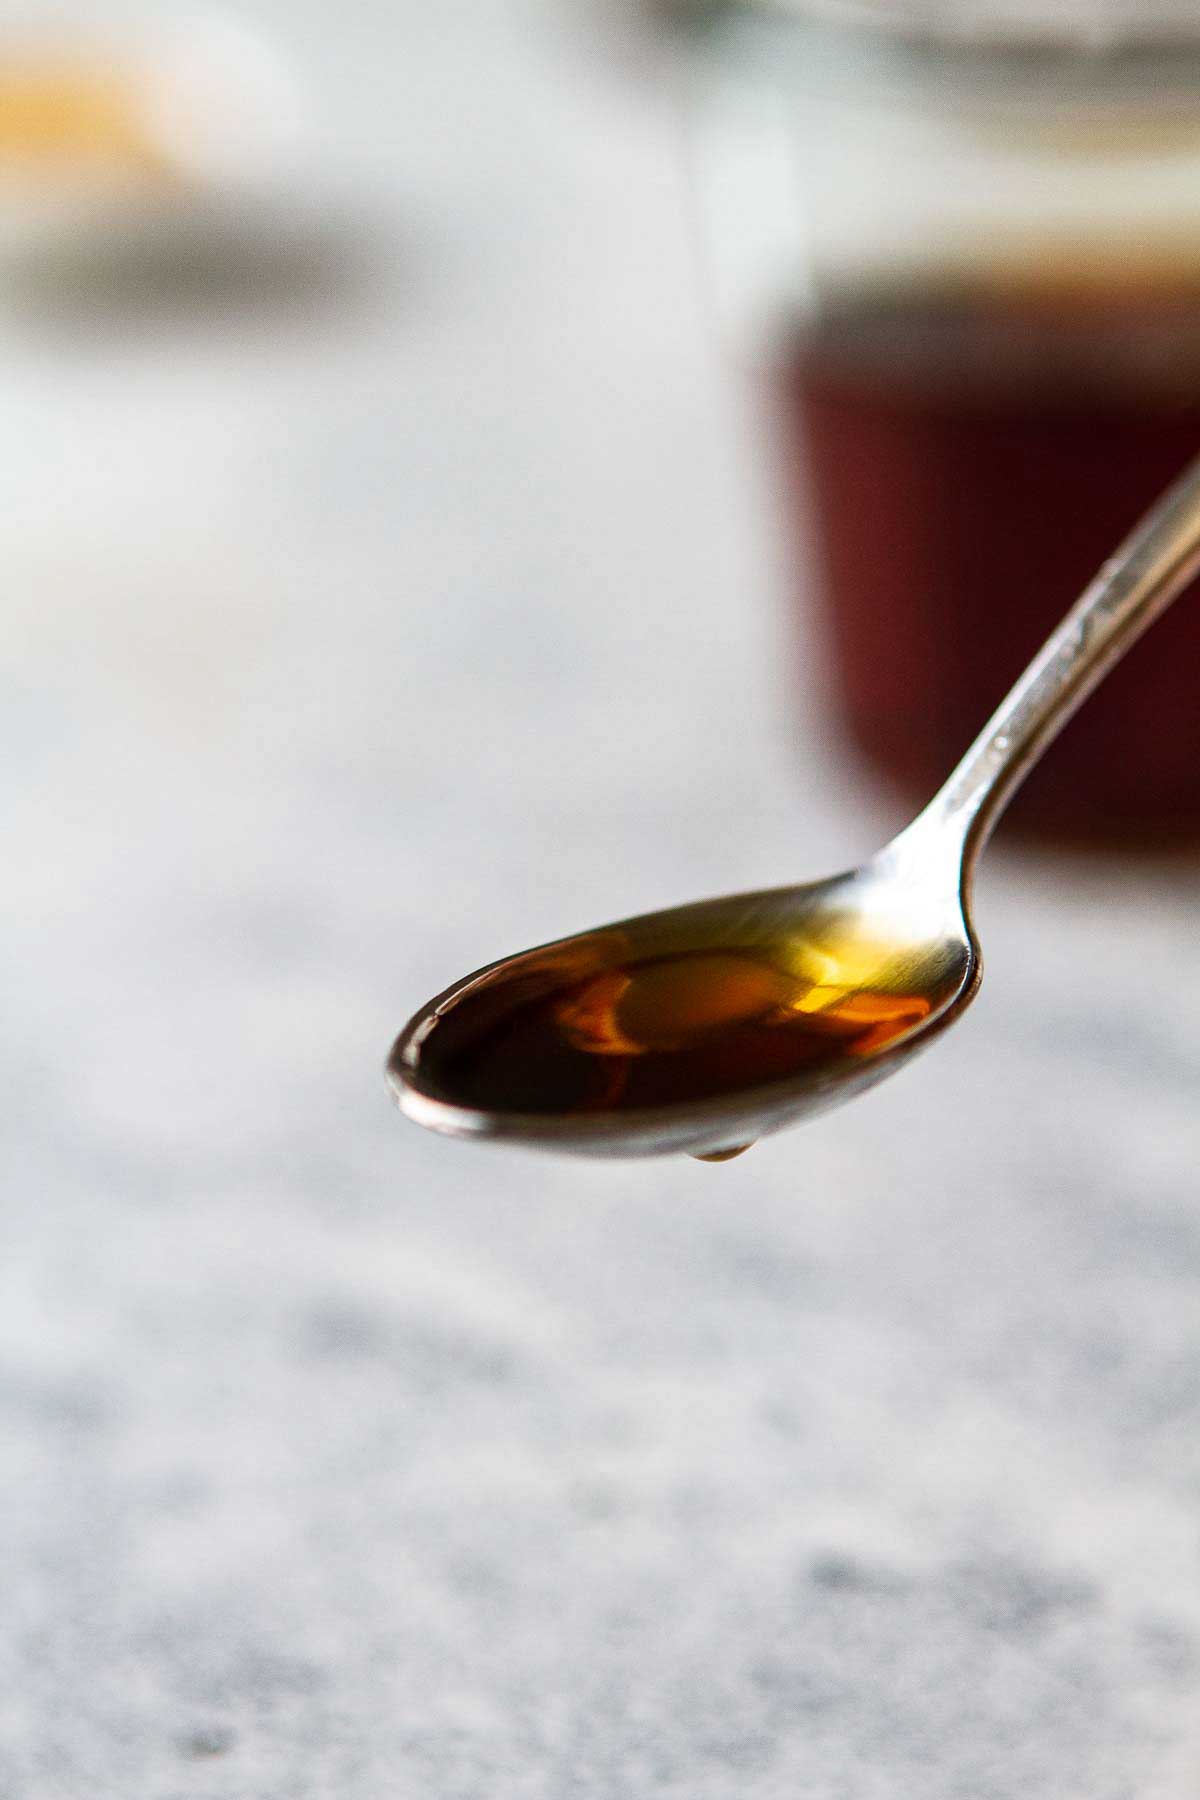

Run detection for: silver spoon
[[388, 456, 1200, 1160]]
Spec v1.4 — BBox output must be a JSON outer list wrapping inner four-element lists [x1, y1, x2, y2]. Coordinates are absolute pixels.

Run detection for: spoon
[[388, 455, 1200, 1160]]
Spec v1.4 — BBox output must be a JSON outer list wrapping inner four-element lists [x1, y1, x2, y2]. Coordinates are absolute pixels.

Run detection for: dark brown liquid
[[415, 939, 932, 1118], [784, 279, 1200, 841]]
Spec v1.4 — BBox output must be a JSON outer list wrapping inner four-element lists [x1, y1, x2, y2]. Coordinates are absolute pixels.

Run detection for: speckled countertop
[[3, 4, 1199, 1796]]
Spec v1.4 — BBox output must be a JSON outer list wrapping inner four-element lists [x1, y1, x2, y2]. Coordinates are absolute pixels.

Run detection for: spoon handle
[[910, 451, 1200, 870]]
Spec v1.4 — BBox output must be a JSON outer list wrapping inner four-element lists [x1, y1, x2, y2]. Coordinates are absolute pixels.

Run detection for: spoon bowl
[[390, 839, 978, 1158], [390, 454, 1200, 1159]]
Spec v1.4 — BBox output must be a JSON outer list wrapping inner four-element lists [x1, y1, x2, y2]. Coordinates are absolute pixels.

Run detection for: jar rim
[[746, 0, 1200, 52]]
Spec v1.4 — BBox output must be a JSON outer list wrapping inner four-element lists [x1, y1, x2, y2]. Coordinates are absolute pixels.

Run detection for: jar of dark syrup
[[687, 0, 1200, 843]]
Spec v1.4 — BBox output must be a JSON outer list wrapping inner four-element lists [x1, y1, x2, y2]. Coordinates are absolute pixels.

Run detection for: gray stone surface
[[2, 4, 1198, 1796]]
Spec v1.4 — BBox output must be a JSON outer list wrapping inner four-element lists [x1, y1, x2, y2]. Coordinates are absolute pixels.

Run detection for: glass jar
[[687, 0, 1200, 843]]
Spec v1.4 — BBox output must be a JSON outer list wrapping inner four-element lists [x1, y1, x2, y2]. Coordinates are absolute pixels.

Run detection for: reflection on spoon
[[389, 455, 1200, 1159]]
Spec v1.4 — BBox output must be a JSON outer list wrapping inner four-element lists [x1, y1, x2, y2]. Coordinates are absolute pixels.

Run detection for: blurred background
[[4, 1, 1200, 1795]]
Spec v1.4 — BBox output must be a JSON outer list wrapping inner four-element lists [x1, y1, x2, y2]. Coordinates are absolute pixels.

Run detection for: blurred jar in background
[[687, 0, 1200, 843], [0, 16, 317, 321]]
